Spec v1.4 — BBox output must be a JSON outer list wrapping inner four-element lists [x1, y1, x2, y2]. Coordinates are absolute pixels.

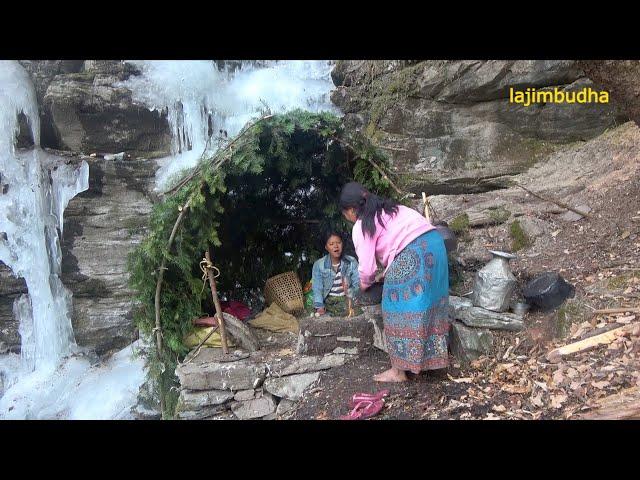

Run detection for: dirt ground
[[290, 350, 476, 420], [288, 122, 640, 420]]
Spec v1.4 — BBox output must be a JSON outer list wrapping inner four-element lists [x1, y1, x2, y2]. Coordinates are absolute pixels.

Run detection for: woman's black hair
[[323, 230, 344, 245], [339, 182, 399, 238]]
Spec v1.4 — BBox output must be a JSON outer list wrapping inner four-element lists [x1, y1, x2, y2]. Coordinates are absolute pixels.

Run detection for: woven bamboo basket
[[264, 271, 304, 314]]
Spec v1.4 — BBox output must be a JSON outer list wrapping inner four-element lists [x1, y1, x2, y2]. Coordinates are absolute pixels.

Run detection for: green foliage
[[509, 220, 531, 252], [555, 300, 587, 339], [486, 206, 511, 225], [127, 110, 396, 417], [449, 213, 470, 234]]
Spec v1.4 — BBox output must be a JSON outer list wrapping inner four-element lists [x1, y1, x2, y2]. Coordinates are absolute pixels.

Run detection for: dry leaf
[[534, 381, 549, 392], [575, 386, 587, 397], [492, 405, 506, 413], [615, 315, 635, 325], [552, 370, 566, 386], [530, 394, 544, 408], [495, 363, 515, 374], [591, 381, 610, 389], [503, 384, 531, 394], [470, 357, 489, 369], [315, 410, 329, 420], [621, 231, 631, 240], [550, 394, 568, 409]]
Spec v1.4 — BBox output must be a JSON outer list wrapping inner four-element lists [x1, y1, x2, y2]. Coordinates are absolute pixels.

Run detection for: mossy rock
[[510, 219, 531, 252], [555, 300, 588, 339], [486, 206, 511, 225], [449, 213, 470, 234]]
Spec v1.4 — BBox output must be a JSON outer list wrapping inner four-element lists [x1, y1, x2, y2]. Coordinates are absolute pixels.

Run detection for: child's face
[[325, 235, 343, 259]]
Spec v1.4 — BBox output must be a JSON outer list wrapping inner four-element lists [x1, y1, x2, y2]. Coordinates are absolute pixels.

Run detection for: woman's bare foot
[[373, 367, 407, 382]]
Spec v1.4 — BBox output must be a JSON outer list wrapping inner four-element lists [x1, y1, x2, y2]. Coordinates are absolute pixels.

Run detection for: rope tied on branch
[[199, 257, 221, 294], [151, 326, 164, 339]]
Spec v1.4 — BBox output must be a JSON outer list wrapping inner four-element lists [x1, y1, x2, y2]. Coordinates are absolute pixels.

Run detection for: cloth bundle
[[249, 302, 299, 333]]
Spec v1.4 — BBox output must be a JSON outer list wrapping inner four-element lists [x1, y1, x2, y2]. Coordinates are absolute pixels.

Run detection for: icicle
[[117, 60, 338, 191], [0, 61, 88, 372]]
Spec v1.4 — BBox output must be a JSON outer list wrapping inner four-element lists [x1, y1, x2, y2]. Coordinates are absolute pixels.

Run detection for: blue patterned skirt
[[382, 229, 450, 373]]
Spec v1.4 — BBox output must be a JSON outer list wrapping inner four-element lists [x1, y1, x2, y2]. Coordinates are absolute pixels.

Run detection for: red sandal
[[349, 389, 390, 408], [340, 399, 385, 420]]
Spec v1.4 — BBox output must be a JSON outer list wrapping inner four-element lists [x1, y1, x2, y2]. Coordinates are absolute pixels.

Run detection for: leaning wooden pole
[[163, 115, 273, 197], [422, 192, 432, 223], [154, 197, 193, 354], [154, 197, 193, 418], [330, 135, 412, 198], [205, 249, 229, 354]]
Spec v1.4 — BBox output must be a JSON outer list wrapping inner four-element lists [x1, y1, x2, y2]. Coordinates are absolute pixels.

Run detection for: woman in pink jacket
[[340, 182, 450, 382]]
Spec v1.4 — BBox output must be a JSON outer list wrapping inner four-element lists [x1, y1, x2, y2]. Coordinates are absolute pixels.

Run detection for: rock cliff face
[[60, 154, 158, 354], [19, 60, 171, 157], [0, 59, 631, 355], [0, 152, 157, 354], [331, 60, 627, 194], [577, 60, 640, 127], [2, 60, 165, 355], [0, 264, 26, 352]]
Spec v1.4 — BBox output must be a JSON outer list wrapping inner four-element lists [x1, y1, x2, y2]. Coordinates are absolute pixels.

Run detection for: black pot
[[523, 272, 575, 311]]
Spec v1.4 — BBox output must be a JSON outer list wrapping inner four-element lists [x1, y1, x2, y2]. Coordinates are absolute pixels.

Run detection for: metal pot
[[471, 250, 517, 312]]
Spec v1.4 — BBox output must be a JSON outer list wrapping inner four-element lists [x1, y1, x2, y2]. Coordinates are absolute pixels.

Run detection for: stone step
[[264, 372, 321, 401], [449, 296, 524, 331]]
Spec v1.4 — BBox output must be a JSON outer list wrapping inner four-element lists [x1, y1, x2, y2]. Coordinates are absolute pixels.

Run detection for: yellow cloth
[[183, 326, 236, 348], [249, 303, 299, 333]]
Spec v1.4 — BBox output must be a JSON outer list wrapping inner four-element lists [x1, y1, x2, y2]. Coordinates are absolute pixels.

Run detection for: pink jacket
[[352, 205, 434, 289]]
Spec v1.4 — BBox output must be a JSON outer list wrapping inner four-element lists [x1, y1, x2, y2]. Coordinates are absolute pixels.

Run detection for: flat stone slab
[[296, 310, 382, 355], [176, 403, 230, 420], [449, 296, 524, 331], [233, 389, 258, 402], [333, 347, 359, 355], [450, 321, 494, 364], [558, 204, 591, 222], [182, 348, 250, 365], [176, 389, 235, 411], [231, 393, 277, 419], [176, 357, 267, 391], [268, 353, 347, 376], [264, 372, 320, 401], [276, 398, 297, 416]]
